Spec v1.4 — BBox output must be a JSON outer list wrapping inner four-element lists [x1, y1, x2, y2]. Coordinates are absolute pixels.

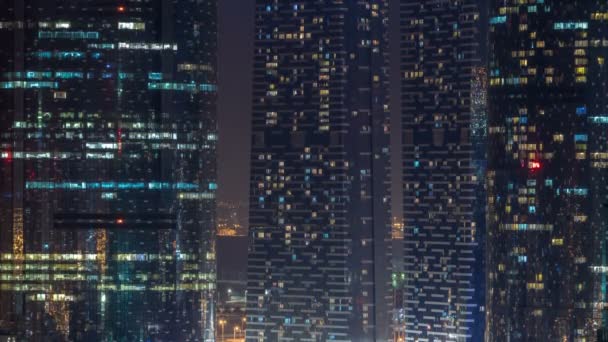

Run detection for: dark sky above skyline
[[217, 0, 254, 208], [216, 0, 402, 224]]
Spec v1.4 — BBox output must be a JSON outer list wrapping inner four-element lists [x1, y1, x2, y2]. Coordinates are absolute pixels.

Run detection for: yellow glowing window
[[527, 283, 544, 290], [574, 49, 586, 56]]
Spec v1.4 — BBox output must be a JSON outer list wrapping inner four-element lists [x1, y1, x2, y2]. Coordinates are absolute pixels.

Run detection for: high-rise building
[[0, 1, 217, 341], [400, 1, 486, 340], [486, 2, 608, 340], [245, 1, 392, 341]]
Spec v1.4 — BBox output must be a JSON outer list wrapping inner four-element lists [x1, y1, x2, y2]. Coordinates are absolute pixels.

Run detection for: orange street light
[[218, 319, 226, 341]]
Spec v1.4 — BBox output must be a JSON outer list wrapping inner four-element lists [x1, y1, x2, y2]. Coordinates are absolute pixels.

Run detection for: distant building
[[217, 201, 248, 236], [0, 1, 217, 340], [391, 217, 404, 241], [0, 336, 16, 342], [600, 327, 608, 342], [217, 235, 248, 342], [245, 1, 392, 341], [400, 0, 486, 340], [487, 1, 608, 340], [0, 324, 17, 342]]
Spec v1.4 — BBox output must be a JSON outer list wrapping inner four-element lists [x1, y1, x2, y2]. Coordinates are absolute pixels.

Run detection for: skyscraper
[[0, 1, 217, 341], [487, 2, 608, 340], [400, 0, 486, 340], [245, 1, 392, 341]]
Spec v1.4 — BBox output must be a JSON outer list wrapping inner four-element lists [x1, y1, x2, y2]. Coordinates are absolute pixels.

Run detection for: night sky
[[216, 0, 402, 226], [217, 0, 254, 211]]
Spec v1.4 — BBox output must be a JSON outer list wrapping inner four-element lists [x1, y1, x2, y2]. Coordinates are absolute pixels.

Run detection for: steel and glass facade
[[486, 1, 608, 340], [245, 1, 392, 341], [400, 0, 486, 340], [0, 1, 217, 341]]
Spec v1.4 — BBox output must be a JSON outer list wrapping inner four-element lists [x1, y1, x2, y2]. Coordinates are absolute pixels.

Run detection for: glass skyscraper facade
[[400, 0, 486, 340], [245, 0, 392, 341], [0, 1, 217, 341], [486, 1, 608, 340]]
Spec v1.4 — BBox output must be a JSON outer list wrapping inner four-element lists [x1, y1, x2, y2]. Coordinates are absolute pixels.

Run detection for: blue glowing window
[[518, 255, 527, 263], [554, 22, 588, 30], [38, 31, 99, 39], [576, 106, 587, 116], [148, 72, 163, 80], [55, 71, 83, 79], [490, 16, 506, 25], [35, 51, 52, 59], [58, 51, 84, 59]]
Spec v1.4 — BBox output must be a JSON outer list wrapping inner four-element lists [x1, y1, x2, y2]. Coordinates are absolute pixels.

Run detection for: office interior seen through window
[[2, 0, 608, 342]]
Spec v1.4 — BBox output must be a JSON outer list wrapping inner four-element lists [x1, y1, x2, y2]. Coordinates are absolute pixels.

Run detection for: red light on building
[[117, 128, 123, 155], [529, 161, 541, 170], [118, 6, 125, 12], [116, 218, 124, 224]]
